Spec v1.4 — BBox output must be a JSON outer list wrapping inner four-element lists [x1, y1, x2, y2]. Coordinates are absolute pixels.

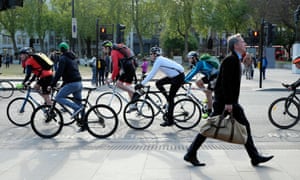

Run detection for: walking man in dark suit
[[184, 33, 274, 167]]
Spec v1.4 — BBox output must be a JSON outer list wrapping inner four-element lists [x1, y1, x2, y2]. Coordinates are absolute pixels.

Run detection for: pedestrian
[[102, 40, 136, 101], [135, 46, 185, 127], [88, 55, 97, 86], [0, 54, 2, 74], [242, 53, 253, 80], [20, 47, 53, 105], [184, 51, 219, 118], [141, 58, 149, 80], [262, 55, 268, 80], [49, 49, 60, 72], [95, 58, 106, 86], [184, 33, 274, 167], [49, 42, 84, 132], [5, 53, 10, 68]]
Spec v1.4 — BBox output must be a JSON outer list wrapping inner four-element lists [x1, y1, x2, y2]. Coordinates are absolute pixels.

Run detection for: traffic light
[[252, 30, 259, 45], [116, 24, 126, 43], [0, 0, 23, 11], [99, 26, 107, 40], [266, 23, 276, 46]]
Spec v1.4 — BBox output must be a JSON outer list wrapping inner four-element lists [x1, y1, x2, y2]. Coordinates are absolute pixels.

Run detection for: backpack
[[200, 54, 220, 69], [31, 52, 54, 70], [112, 44, 135, 73]]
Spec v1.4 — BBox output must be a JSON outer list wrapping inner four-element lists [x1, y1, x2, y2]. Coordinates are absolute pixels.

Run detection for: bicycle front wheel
[[31, 105, 63, 138], [85, 104, 118, 138], [123, 99, 154, 130], [0, 80, 14, 99], [173, 98, 201, 129], [7, 97, 35, 126], [95, 92, 123, 115], [268, 97, 300, 129]]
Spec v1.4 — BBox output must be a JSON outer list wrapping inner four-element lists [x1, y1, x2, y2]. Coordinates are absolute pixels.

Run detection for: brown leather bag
[[200, 113, 248, 144]]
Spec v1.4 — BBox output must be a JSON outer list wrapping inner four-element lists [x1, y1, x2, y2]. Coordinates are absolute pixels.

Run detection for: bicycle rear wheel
[[95, 91, 123, 115], [0, 80, 14, 99], [6, 97, 35, 126], [173, 98, 201, 129], [268, 97, 300, 129], [85, 104, 118, 138], [31, 105, 63, 138], [123, 99, 154, 130]]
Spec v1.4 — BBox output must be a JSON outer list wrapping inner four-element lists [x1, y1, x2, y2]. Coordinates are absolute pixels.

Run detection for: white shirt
[[141, 56, 184, 85]]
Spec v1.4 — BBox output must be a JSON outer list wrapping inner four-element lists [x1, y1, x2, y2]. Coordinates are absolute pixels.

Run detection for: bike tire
[[123, 99, 154, 130], [95, 91, 123, 115], [173, 98, 201, 129], [6, 97, 35, 126], [268, 97, 300, 129], [0, 80, 14, 99], [31, 105, 63, 138], [85, 104, 118, 138]]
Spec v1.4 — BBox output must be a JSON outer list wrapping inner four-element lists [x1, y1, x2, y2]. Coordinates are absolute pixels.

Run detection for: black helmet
[[187, 51, 199, 59], [19, 47, 33, 54], [150, 46, 161, 55], [102, 40, 113, 47]]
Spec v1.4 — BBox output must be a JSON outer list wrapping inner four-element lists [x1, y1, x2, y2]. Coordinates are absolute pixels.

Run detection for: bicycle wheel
[[123, 99, 154, 130], [31, 105, 63, 138], [95, 92, 123, 115], [268, 97, 300, 129], [85, 104, 118, 138], [0, 80, 14, 99], [173, 98, 201, 129], [6, 97, 35, 126]]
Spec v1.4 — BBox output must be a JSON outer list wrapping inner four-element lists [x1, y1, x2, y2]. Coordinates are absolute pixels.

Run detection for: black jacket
[[214, 51, 241, 105], [51, 51, 82, 86]]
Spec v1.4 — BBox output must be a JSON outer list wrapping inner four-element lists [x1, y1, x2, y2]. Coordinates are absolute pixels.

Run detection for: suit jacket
[[214, 51, 242, 105]]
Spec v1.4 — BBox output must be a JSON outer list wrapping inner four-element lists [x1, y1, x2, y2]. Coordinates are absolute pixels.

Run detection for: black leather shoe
[[160, 121, 174, 127], [251, 155, 274, 166], [184, 154, 206, 166]]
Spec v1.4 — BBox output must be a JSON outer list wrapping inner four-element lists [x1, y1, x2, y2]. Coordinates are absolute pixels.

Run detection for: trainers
[[202, 113, 209, 119], [71, 107, 83, 119], [126, 104, 138, 113]]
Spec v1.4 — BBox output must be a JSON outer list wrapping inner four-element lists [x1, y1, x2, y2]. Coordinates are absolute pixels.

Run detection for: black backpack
[[112, 44, 135, 73]]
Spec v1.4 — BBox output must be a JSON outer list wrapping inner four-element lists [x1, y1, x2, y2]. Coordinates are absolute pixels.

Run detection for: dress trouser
[[156, 73, 185, 121], [189, 100, 260, 160]]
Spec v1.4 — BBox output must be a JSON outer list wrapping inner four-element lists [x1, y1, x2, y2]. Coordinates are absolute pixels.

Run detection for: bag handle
[[213, 111, 235, 142]]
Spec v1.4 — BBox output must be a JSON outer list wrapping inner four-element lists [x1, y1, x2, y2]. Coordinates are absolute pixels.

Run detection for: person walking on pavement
[[141, 57, 149, 80], [184, 33, 274, 167], [135, 46, 185, 127], [262, 55, 268, 80], [49, 42, 84, 131], [20, 47, 53, 105], [184, 51, 219, 118]]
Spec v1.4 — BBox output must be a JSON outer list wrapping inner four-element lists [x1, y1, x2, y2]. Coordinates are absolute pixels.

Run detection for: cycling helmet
[[19, 47, 33, 54], [187, 51, 199, 59], [58, 42, 69, 51], [150, 46, 161, 55], [102, 40, 113, 47], [293, 56, 300, 64]]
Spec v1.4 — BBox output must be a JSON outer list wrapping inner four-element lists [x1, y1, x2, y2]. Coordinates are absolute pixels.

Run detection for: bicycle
[[0, 80, 14, 99], [175, 82, 209, 118], [95, 82, 162, 115], [268, 83, 300, 129], [30, 86, 118, 138], [123, 85, 201, 130]]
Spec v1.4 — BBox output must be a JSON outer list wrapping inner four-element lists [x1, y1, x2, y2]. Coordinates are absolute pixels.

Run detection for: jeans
[[55, 81, 83, 113]]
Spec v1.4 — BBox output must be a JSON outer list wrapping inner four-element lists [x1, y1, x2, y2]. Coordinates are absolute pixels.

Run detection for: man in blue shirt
[[185, 51, 219, 118]]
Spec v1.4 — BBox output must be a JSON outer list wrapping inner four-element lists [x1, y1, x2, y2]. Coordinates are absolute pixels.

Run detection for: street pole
[[71, 0, 75, 52], [96, 19, 99, 59], [258, 18, 265, 88]]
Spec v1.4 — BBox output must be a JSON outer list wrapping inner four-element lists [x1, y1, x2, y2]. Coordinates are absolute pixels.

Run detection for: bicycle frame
[[181, 83, 207, 109], [19, 87, 41, 113], [108, 84, 130, 103], [140, 86, 165, 115]]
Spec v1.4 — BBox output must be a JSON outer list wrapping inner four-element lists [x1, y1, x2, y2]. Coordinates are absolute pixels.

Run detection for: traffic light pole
[[258, 19, 265, 88], [96, 19, 99, 58]]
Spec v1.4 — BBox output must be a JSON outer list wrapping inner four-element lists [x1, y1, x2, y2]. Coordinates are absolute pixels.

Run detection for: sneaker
[[126, 104, 138, 113], [202, 113, 209, 119], [71, 107, 83, 119]]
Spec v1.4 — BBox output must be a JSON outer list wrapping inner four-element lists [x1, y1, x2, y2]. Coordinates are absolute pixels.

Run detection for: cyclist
[[49, 42, 84, 131], [184, 51, 219, 118], [20, 47, 53, 105], [102, 40, 137, 101], [284, 56, 300, 89], [135, 46, 185, 127]]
